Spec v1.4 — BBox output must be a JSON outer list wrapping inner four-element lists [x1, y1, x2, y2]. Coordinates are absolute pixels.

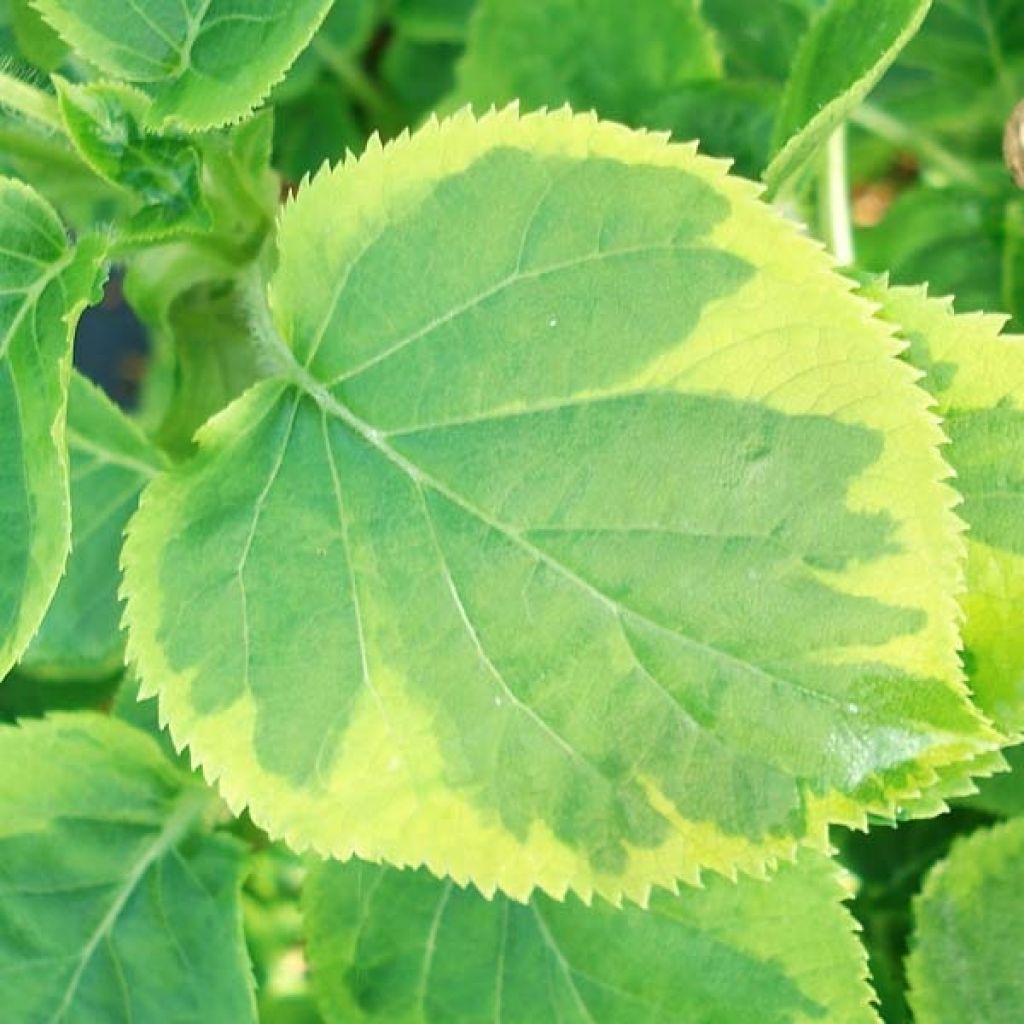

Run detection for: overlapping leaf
[[907, 818, 1024, 1024], [0, 713, 256, 1023], [0, 178, 105, 681], [34, 0, 335, 129], [765, 0, 932, 196], [123, 107, 996, 903], [305, 854, 880, 1023], [20, 372, 167, 680], [861, 279, 1024, 736]]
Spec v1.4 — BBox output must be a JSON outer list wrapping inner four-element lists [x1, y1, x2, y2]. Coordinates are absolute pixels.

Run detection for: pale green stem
[[0, 69, 62, 131], [850, 103, 986, 190], [818, 124, 855, 268]]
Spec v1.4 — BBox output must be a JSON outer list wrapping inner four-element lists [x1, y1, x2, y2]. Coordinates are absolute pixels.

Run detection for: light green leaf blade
[[764, 0, 932, 197], [450, 0, 721, 124], [54, 78, 210, 240], [305, 854, 879, 1024], [859, 279, 1024, 736], [908, 818, 1024, 1024], [0, 712, 256, 1023], [20, 372, 167, 681], [0, 179, 105, 682], [123, 107, 995, 903], [34, 0, 335, 130]]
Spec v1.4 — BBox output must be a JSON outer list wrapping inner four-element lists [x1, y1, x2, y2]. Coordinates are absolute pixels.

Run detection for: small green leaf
[[908, 818, 1024, 1024], [765, 0, 932, 196], [122, 108, 996, 902], [34, 0, 336, 130], [0, 178, 105, 682], [451, 0, 721, 124], [19, 372, 167, 681], [0, 713, 256, 1023], [305, 854, 879, 1023], [54, 78, 210, 240], [860, 278, 1024, 736]]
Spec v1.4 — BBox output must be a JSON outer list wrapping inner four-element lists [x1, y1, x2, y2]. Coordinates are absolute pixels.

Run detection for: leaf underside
[[305, 853, 880, 1024], [21, 372, 166, 681], [123, 106, 994, 904]]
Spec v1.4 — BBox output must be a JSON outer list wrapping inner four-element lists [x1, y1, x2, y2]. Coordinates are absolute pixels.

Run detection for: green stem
[[312, 38, 403, 128], [0, 69, 62, 131], [818, 124, 855, 267], [851, 103, 987, 190]]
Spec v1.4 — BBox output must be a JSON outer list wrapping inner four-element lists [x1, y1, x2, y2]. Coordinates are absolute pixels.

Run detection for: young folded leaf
[[764, 0, 932, 196], [860, 279, 1024, 737], [304, 855, 881, 1024], [122, 107, 996, 903], [0, 179, 105, 681], [20, 372, 167, 681], [907, 818, 1024, 1024], [54, 78, 211, 241], [0, 713, 256, 1023], [34, 0, 335, 130]]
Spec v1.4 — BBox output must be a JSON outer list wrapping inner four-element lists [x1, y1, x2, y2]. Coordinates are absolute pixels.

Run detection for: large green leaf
[[122, 107, 995, 903], [305, 855, 880, 1023], [20, 373, 167, 681], [0, 713, 256, 1022], [450, 0, 721, 124], [908, 818, 1024, 1024], [0, 179, 105, 682], [764, 0, 932, 196], [34, 0, 335, 130], [860, 279, 1024, 736]]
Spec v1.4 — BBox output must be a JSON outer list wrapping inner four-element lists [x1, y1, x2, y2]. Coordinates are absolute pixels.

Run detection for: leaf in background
[[305, 854, 879, 1024], [959, 743, 1024, 816], [836, 808, 995, 1024], [390, 0, 477, 42], [54, 78, 211, 240], [451, 0, 721, 124], [273, 81, 366, 183], [0, 179, 105, 682], [122, 108, 996, 903], [381, 38, 462, 125], [765, 0, 932, 196], [857, 188, 1024, 326], [908, 818, 1024, 1023], [872, 0, 1024, 163], [9, 0, 66, 70], [18, 372, 167, 681], [34, 0, 335, 130], [702, 0, 823, 82], [861, 279, 1024, 736], [0, 713, 256, 1023]]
